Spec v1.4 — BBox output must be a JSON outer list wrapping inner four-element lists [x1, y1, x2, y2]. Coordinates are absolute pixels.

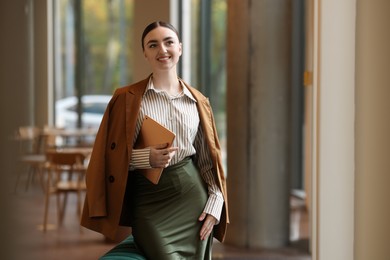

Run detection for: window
[[188, 0, 227, 168], [53, 0, 134, 128]]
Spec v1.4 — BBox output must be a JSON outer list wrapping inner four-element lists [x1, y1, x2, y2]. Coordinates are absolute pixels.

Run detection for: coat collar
[[123, 75, 213, 162]]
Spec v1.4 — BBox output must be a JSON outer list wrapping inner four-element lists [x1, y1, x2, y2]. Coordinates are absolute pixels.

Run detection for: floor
[[7, 169, 311, 260]]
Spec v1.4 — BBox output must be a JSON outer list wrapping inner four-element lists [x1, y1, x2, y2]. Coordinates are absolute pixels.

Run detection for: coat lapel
[[185, 83, 217, 153]]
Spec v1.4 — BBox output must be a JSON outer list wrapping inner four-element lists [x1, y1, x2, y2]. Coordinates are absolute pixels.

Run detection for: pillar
[[133, 0, 171, 81], [355, 1, 390, 259], [0, 1, 31, 258], [226, 0, 291, 248]]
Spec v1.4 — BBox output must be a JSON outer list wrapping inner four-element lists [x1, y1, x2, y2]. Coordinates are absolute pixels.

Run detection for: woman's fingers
[[199, 213, 217, 241], [149, 144, 178, 168], [162, 147, 178, 167]]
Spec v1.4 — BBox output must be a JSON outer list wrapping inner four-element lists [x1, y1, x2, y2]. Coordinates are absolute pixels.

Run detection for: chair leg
[[77, 191, 81, 216], [32, 164, 45, 188], [37, 167, 46, 193], [15, 164, 44, 193], [25, 166, 34, 191], [77, 191, 84, 234], [14, 165, 33, 192], [57, 193, 63, 226], [43, 182, 51, 233], [14, 166, 24, 193], [59, 193, 68, 225]]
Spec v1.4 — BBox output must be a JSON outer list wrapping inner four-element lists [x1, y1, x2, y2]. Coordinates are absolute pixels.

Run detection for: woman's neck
[[152, 71, 182, 95]]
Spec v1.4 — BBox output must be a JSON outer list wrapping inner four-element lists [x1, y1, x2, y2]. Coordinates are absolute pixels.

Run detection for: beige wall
[[312, 0, 356, 259], [314, 0, 390, 259], [355, 1, 390, 259], [0, 1, 30, 258]]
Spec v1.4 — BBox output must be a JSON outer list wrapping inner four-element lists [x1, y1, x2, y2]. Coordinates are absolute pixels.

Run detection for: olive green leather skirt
[[132, 157, 212, 260]]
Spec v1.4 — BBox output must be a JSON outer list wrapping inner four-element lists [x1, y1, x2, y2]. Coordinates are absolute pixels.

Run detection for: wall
[[313, 0, 356, 259], [315, 0, 390, 259], [0, 0, 30, 258], [355, 1, 390, 259]]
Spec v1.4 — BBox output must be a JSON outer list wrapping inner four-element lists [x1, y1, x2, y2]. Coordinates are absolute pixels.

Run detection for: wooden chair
[[42, 150, 88, 232], [15, 126, 46, 192]]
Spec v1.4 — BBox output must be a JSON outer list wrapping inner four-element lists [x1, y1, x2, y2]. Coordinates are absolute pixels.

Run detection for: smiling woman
[[81, 21, 229, 260], [141, 21, 183, 83]]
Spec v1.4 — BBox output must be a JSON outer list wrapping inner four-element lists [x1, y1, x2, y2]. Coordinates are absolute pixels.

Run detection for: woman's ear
[[179, 42, 183, 56]]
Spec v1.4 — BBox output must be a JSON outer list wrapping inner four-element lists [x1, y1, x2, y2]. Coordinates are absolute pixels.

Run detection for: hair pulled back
[[141, 21, 180, 50]]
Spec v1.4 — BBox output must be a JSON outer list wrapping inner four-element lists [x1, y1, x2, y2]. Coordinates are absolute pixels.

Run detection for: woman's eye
[[164, 40, 174, 47], [148, 44, 157, 48]]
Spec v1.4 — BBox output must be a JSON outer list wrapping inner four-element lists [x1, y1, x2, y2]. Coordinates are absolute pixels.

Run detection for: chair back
[[45, 150, 88, 188], [45, 151, 86, 167], [42, 150, 88, 232], [18, 126, 41, 140], [17, 126, 42, 154]]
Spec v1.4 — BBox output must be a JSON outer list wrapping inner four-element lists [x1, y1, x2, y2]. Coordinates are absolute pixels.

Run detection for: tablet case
[[134, 115, 176, 184]]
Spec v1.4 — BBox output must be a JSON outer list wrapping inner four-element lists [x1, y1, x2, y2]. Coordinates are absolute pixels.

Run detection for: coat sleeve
[[85, 99, 112, 217]]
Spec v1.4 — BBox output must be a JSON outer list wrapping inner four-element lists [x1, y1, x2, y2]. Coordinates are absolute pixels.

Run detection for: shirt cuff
[[129, 147, 152, 170], [203, 193, 224, 224]]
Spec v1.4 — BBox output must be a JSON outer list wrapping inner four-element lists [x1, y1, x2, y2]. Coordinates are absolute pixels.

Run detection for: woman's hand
[[198, 212, 217, 241], [149, 143, 178, 168]]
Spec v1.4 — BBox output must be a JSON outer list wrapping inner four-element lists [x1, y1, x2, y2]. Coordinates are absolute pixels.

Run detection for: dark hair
[[141, 21, 180, 50]]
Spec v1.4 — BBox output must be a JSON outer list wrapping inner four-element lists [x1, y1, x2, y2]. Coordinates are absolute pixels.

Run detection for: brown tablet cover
[[134, 115, 176, 184]]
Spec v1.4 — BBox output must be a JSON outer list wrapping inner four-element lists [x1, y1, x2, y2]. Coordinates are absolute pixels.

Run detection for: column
[[226, 0, 291, 248]]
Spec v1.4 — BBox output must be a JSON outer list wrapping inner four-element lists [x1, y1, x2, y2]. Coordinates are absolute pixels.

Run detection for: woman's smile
[[157, 55, 171, 62]]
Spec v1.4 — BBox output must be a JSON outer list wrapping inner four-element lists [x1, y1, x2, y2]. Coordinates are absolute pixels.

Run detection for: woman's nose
[[159, 44, 168, 53]]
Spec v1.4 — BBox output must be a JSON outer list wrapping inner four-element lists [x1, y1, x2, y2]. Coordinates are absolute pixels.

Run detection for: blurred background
[[0, 0, 389, 259]]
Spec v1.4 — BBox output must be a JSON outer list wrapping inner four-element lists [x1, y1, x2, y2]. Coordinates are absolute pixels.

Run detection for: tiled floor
[[8, 173, 311, 260]]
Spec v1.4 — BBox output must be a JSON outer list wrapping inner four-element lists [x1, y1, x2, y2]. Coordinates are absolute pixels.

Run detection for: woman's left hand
[[198, 212, 217, 241]]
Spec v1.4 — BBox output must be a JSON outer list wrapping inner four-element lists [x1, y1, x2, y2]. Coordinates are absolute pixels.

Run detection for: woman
[[81, 21, 229, 259]]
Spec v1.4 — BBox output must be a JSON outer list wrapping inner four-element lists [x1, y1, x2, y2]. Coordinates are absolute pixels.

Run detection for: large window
[[188, 0, 227, 166], [53, 0, 134, 128], [52, 0, 227, 148]]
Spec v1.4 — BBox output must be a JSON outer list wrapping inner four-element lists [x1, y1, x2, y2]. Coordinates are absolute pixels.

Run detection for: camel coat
[[80, 76, 229, 242]]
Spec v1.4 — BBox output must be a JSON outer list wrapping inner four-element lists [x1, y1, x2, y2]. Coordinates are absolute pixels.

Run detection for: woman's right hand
[[149, 143, 178, 168]]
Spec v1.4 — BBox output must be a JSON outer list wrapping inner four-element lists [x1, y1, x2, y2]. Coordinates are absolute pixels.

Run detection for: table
[[45, 147, 93, 165], [42, 127, 99, 147]]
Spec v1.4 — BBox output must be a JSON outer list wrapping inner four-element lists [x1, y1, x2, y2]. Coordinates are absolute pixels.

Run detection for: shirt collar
[[144, 76, 197, 102]]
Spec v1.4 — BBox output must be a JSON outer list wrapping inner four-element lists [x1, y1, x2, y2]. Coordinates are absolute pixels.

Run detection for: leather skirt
[[131, 157, 212, 260]]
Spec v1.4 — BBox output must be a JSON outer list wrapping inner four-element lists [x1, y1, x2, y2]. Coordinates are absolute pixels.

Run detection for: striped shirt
[[130, 77, 224, 222]]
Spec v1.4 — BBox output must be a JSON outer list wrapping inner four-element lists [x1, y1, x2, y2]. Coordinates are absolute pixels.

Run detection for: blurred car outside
[[55, 95, 111, 129]]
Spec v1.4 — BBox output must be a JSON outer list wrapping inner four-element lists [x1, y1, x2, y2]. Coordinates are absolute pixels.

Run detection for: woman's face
[[143, 26, 182, 72]]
